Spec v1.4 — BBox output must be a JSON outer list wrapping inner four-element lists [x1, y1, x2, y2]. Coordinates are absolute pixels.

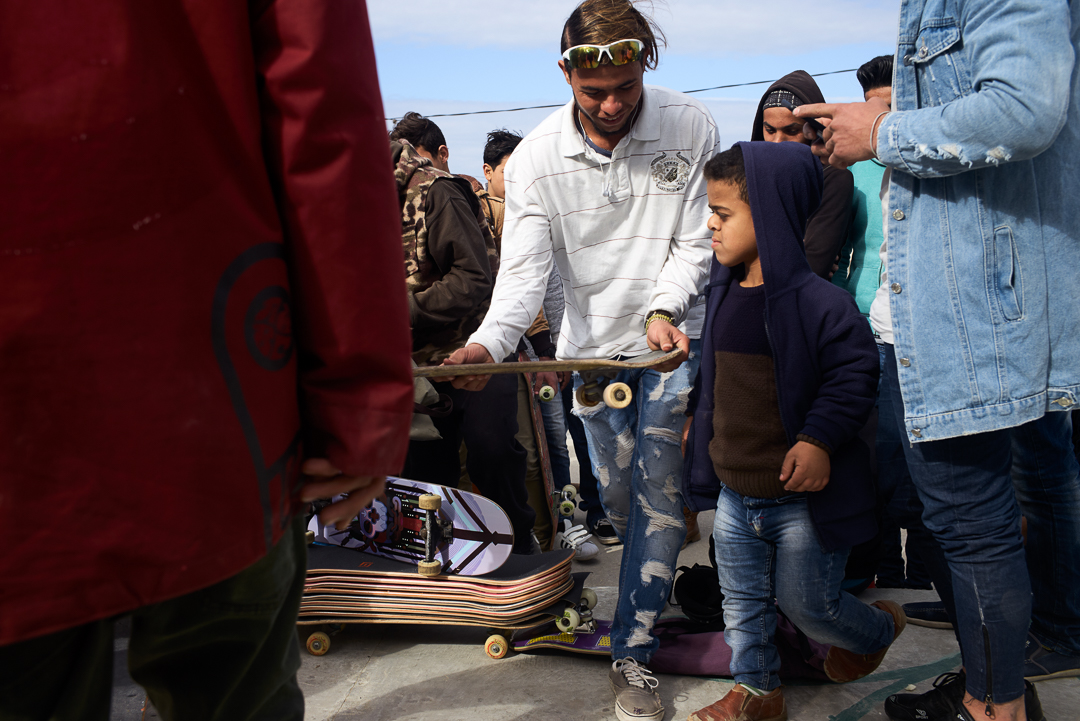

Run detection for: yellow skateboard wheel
[[306, 631, 330, 656], [485, 634, 509, 659]]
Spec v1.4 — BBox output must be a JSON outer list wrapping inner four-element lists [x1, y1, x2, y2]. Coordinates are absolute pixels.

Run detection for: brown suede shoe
[[824, 600, 907, 683], [689, 685, 787, 721]]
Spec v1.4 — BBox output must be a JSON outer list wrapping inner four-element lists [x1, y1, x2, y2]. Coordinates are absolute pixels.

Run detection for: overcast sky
[[369, 0, 900, 178]]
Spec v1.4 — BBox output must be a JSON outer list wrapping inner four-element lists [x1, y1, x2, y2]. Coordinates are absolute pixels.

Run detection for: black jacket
[[683, 142, 878, 551], [751, 70, 855, 279]]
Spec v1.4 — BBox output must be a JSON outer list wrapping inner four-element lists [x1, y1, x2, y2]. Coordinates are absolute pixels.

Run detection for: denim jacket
[[876, 0, 1080, 443]]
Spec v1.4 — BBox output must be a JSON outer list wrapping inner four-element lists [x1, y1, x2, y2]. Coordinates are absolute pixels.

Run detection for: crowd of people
[[2, 1, 1078, 721]]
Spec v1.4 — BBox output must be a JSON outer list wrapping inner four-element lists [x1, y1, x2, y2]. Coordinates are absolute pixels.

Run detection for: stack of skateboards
[[299, 544, 589, 658]]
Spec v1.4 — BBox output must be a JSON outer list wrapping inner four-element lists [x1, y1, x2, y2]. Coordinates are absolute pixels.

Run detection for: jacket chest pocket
[[905, 20, 972, 107]]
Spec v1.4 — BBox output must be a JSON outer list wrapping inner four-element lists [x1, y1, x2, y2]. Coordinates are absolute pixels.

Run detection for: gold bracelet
[[645, 313, 674, 332]]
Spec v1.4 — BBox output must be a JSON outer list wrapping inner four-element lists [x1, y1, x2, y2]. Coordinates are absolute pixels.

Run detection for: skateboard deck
[[414, 348, 683, 379], [307, 477, 513, 576], [520, 350, 558, 551], [304, 544, 572, 586], [299, 580, 573, 622], [299, 545, 587, 658], [513, 618, 613, 656]]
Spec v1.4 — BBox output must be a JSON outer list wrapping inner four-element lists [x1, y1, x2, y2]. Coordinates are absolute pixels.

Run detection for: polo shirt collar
[[559, 85, 660, 158]]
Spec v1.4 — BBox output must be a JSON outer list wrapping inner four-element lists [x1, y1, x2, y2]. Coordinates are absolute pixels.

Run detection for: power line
[[387, 68, 858, 121]]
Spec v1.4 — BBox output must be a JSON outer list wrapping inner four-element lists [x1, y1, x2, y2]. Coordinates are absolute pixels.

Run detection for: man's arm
[[251, 0, 413, 516], [409, 180, 493, 329], [798, 0, 1074, 174], [465, 151, 553, 363]]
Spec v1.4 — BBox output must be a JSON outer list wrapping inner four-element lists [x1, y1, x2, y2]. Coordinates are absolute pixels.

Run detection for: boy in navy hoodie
[[684, 142, 905, 721]]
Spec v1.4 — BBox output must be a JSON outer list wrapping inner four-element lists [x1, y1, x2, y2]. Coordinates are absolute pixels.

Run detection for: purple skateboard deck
[[307, 477, 513, 576], [513, 619, 613, 656]]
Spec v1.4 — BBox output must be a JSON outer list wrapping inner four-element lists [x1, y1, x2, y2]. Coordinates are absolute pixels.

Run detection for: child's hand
[[779, 441, 831, 492]]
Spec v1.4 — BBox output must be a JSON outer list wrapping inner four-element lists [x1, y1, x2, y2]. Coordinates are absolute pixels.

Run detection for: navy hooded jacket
[[682, 141, 879, 552]]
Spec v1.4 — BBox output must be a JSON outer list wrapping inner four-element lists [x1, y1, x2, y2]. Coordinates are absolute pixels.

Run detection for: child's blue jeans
[[714, 486, 895, 691]]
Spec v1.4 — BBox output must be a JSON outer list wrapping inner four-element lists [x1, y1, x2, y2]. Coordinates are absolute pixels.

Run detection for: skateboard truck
[[418, 493, 452, 576], [574, 372, 633, 410]]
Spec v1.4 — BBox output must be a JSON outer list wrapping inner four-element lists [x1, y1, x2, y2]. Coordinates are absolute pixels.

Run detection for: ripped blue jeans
[[572, 340, 700, 663]]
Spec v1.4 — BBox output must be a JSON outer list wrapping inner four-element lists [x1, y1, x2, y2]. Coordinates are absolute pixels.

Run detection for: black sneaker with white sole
[[590, 517, 620, 545]]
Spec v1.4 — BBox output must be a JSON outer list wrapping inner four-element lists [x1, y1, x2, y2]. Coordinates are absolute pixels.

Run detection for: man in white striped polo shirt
[[445, 2, 717, 719]]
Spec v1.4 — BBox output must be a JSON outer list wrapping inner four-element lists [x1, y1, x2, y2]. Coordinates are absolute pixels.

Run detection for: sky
[[369, 0, 901, 178]]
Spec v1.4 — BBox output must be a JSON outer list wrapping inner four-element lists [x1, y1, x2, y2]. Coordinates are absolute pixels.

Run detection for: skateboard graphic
[[307, 477, 513, 577], [415, 348, 684, 409], [513, 618, 613, 656], [299, 544, 590, 659]]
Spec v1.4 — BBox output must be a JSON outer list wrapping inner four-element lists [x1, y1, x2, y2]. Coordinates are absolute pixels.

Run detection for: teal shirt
[[831, 160, 886, 323]]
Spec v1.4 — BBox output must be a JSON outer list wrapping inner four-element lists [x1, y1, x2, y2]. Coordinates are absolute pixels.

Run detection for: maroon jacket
[[0, 0, 413, 644]]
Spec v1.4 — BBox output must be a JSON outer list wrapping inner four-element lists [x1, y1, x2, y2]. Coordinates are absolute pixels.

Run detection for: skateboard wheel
[[575, 386, 601, 408], [556, 608, 581, 634], [538, 385, 556, 402], [603, 382, 632, 409], [418, 560, 442, 577], [558, 500, 576, 517], [485, 634, 510, 660], [580, 588, 598, 611], [306, 631, 331, 656], [304, 530, 315, 545], [418, 493, 441, 511], [561, 484, 578, 501]]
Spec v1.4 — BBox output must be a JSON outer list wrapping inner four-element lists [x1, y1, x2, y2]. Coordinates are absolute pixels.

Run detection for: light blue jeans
[[714, 486, 895, 691], [573, 340, 700, 663], [539, 389, 573, 490]]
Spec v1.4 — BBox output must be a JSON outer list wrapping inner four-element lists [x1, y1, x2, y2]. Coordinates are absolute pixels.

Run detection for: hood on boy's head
[[737, 141, 823, 286], [751, 70, 826, 142]]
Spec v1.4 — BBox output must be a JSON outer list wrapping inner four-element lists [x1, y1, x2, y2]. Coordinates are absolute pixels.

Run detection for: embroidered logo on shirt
[[650, 151, 691, 192]]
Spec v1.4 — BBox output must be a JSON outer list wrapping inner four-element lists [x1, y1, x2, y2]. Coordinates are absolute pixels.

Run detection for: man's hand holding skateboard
[[645, 318, 690, 373], [792, 98, 890, 169], [442, 343, 498, 391]]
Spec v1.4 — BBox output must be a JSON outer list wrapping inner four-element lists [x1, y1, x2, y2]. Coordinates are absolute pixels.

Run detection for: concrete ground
[[110, 505, 1080, 720]]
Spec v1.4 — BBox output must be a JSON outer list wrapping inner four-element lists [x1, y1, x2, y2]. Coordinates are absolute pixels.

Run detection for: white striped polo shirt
[[469, 84, 719, 362]]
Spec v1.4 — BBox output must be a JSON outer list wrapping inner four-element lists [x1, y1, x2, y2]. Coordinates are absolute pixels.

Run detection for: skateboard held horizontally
[[415, 348, 683, 410], [307, 477, 513, 577]]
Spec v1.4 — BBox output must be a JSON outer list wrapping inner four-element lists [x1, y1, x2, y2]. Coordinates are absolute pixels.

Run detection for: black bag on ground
[[669, 535, 725, 629]]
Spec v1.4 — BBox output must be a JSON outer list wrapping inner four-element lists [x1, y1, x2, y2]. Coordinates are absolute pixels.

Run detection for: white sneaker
[[555, 518, 599, 560], [609, 657, 663, 721]]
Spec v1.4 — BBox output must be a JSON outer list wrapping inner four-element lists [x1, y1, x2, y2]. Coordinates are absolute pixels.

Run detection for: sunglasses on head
[[561, 39, 644, 70]]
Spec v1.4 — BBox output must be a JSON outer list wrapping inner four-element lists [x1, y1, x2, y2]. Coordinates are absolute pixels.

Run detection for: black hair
[[483, 129, 523, 168], [856, 54, 894, 94], [389, 112, 447, 153], [703, 145, 748, 204], [560, 0, 665, 73]]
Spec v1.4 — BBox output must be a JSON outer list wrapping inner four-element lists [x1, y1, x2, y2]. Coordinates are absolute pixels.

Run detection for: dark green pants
[[0, 516, 307, 721]]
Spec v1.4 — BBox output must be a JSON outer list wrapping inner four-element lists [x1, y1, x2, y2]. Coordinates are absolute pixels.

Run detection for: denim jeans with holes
[[572, 340, 700, 663]]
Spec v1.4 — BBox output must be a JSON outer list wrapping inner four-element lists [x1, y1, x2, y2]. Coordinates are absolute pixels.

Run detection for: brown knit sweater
[[708, 283, 794, 499]]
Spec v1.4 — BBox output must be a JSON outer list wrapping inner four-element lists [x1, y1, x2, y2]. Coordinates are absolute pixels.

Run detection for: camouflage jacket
[[392, 141, 498, 365]]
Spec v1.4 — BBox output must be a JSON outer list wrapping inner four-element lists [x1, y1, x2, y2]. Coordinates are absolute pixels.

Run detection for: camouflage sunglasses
[[561, 39, 644, 70]]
